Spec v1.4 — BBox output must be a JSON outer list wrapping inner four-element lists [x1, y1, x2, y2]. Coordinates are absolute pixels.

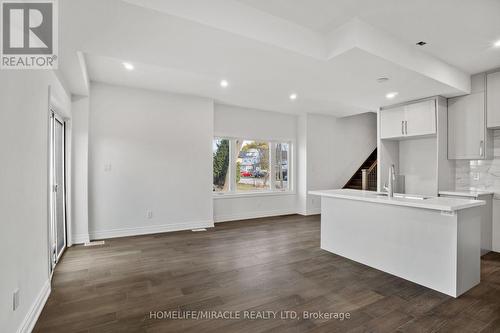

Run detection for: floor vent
[[84, 240, 105, 247], [191, 228, 207, 232]]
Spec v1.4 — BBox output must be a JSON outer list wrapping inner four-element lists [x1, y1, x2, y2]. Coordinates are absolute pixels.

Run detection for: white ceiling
[[234, 0, 500, 74], [85, 48, 460, 116], [236, 0, 381, 33], [59, 0, 500, 116]]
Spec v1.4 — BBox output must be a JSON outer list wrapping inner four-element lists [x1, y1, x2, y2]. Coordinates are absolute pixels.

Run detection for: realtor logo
[[1, 0, 58, 69]]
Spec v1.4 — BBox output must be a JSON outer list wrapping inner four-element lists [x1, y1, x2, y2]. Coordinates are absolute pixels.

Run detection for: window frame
[[213, 136, 294, 197]]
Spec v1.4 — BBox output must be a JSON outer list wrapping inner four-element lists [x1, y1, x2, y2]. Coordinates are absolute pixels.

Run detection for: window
[[274, 142, 289, 190], [237, 140, 270, 191], [212, 138, 230, 192], [213, 137, 292, 194]]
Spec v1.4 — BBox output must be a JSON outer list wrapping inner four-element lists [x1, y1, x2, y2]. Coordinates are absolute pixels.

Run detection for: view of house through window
[[237, 140, 270, 191], [213, 138, 291, 193]]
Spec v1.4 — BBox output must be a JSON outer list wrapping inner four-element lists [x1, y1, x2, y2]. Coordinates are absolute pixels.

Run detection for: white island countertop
[[439, 190, 495, 198], [309, 189, 485, 212]]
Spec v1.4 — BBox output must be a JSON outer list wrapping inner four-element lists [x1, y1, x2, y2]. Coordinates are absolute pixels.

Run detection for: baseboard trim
[[89, 220, 214, 240], [17, 279, 51, 333], [214, 209, 298, 223], [71, 233, 90, 245], [297, 208, 321, 216]]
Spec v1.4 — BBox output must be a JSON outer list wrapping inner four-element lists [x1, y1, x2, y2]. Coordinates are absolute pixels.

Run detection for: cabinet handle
[[480, 140, 484, 157], [401, 121, 404, 135], [405, 121, 408, 135]]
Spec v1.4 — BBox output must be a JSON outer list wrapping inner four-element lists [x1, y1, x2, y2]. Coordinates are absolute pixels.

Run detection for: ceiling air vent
[[376, 77, 389, 84]]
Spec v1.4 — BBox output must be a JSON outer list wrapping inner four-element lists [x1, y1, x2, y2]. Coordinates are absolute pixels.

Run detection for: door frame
[[48, 109, 67, 276]]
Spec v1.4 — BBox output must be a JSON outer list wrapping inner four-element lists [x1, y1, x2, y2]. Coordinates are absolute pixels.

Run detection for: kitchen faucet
[[384, 164, 396, 198]]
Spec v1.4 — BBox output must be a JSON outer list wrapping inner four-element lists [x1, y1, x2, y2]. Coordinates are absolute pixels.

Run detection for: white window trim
[[213, 190, 296, 199], [213, 136, 294, 197]]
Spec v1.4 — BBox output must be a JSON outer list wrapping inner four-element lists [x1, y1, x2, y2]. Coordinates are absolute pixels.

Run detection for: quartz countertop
[[309, 189, 485, 212], [439, 190, 495, 198]]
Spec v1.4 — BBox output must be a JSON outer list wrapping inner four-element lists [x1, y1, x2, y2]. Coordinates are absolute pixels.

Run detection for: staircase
[[343, 149, 377, 191]]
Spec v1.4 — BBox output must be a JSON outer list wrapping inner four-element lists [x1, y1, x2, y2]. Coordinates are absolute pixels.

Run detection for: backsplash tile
[[455, 130, 500, 199]]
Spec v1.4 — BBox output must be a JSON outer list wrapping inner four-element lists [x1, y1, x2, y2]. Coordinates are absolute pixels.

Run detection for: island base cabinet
[[439, 193, 493, 255], [320, 197, 481, 297]]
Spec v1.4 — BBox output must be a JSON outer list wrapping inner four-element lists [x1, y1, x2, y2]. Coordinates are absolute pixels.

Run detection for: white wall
[[0, 71, 70, 333], [296, 114, 308, 215], [214, 104, 297, 140], [399, 138, 437, 196], [82, 87, 376, 231], [213, 104, 298, 221], [71, 95, 90, 244], [213, 105, 377, 220], [88, 83, 214, 239], [302, 112, 377, 214]]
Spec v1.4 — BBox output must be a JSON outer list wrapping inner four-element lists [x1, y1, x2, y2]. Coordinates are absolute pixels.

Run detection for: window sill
[[213, 191, 296, 199]]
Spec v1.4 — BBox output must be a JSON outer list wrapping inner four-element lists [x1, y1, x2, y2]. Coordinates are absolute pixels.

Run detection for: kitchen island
[[309, 189, 486, 297]]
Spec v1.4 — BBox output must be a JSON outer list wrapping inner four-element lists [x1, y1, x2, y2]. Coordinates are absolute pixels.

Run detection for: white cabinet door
[[380, 106, 405, 139], [448, 92, 486, 159], [405, 100, 436, 137], [487, 71, 500, 128]]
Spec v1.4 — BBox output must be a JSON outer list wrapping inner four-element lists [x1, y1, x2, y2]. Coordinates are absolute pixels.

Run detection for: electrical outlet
[[13, 289, 19, 311], [104, 163, 112, 172], [147, 210, 153, 219]]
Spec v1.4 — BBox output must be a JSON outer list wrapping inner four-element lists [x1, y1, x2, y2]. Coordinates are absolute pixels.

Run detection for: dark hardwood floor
[[34, 215, 500, 333]]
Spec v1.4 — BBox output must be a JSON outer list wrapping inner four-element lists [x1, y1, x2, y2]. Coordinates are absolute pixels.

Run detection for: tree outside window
[[213, 138, 229, 192]]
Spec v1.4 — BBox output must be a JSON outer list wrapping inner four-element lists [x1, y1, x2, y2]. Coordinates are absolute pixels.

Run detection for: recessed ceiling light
[[289, 93, 298, 100], [416, 41, 427, 46], [220, 79, 229, 88], [123, 62, 134, 71], [386, 92, 399, 99], [494, 40, 500, 48]]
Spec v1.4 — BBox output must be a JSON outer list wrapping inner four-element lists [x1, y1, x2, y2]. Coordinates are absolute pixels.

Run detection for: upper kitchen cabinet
[[405, 100, 437, 137], [487, 71, 500, 129], [448, 73, 493, 160], [377, 96, 452, 196], [448, 92, 490, 159], [379, 99, 436, 140], [379, 105, 406, 139]]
